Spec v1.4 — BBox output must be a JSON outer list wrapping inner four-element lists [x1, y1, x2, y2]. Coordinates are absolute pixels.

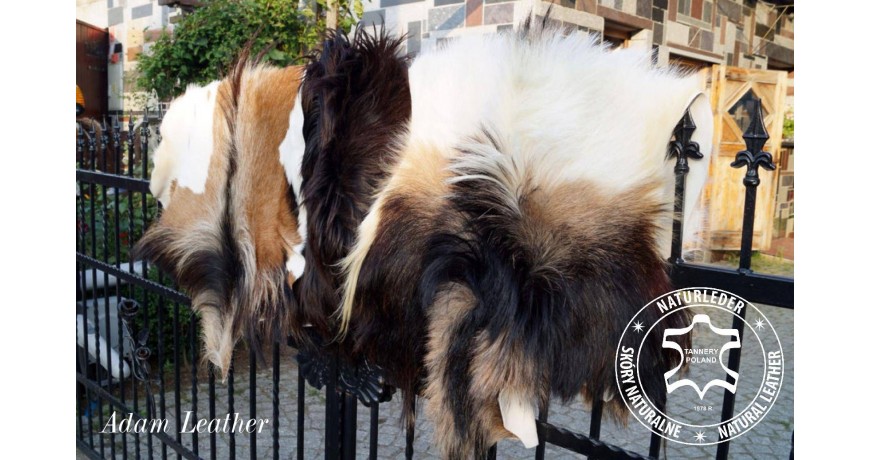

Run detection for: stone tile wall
[[363, 0, 793, 70]]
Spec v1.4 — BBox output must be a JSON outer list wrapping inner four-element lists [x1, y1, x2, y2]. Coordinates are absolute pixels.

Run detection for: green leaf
[[138, 0, 347, 100]]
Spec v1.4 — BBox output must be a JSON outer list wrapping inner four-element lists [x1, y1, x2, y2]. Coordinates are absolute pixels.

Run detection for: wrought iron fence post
[[111, 116, 122, 174], [716, 98, 775, 460], [668, 110, 704, 264], [296, 333, 393, 460], [658, 109, 705, 459], [76, 122, 85, 166], [87, 122, 97, 170], [323, 352, 361, 460], [341, 391, 358, 460], [324, 352, 342, 460], [127, 113, 135, 174], [141, 108, 151, 176]]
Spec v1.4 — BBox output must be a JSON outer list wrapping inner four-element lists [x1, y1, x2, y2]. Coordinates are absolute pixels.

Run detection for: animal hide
[[291, 27, 411, 339], [135, 58, 306, 378], [338, 18, 713, 458]]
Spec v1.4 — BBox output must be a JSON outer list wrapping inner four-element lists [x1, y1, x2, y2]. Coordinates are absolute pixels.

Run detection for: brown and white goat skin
[[136, 64, 305, 378]]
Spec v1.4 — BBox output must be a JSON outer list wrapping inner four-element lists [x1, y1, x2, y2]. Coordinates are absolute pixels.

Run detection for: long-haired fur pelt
[[295, 26, 411, 337], [338, 16, 713, 458], [135, 53, 305, 379]]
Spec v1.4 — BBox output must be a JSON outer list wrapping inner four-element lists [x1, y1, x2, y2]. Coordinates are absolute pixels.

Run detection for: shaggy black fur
[[297, 27, 411, 336]]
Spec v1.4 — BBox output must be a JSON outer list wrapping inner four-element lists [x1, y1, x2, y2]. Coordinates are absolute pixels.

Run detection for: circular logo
[[614, 287, 784, 445]]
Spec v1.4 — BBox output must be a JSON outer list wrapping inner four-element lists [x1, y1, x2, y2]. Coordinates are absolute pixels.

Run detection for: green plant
[[137, 0, 364, 100], [783, 107, 794, 139], [782, 117, 794, 139]]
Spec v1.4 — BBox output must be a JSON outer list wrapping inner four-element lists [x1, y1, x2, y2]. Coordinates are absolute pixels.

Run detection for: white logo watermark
[[615, 287, 784, 445]]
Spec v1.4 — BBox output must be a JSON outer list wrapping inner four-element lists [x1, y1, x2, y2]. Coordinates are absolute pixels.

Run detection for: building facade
[[361, 0, 793, 71], [76, 0, 183, 112], [76, 0, 794, 112]]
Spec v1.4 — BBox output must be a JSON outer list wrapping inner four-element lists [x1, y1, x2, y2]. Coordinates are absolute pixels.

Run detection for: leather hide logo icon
[[662, 314, 740, 399]]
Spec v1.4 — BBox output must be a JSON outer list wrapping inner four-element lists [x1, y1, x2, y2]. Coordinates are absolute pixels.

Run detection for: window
[[678, 0, 692, 16], [728, 90, 768, 134]]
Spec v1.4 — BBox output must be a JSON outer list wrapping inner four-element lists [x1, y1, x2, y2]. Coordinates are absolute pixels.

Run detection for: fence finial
[[669, 110, 703, 174], [668, 109, 704, 263], [731, 98, 775, 186]]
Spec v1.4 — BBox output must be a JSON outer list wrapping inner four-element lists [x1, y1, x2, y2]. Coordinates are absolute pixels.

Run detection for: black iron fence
[[76, 100, 793, 460]]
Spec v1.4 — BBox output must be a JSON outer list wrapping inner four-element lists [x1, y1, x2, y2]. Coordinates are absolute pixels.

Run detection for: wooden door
[[76, 20, 109, 120], [705, 65, 788, 252]]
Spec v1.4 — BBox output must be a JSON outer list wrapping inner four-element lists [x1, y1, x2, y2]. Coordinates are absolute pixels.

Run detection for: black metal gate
[[76, 101, 793, 460]]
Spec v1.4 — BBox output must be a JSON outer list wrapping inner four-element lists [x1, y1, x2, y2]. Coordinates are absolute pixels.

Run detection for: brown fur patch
[[136, 65, 306, 378], [230, 65, 305, 356]]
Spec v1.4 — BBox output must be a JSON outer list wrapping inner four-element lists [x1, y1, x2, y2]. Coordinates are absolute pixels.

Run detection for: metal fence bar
[[325, 356, 341, 460], [405, 397, 416, 460], [86, 123, 107, 458], [191, 315, 200, 457], [668, 110, 702, 263], [589, 399, 604, 460], [297, 363, 305, 460], [174, 300, 183, 459], [340, 392, 357, 460], [273, 343, 281, 460], [535, 400, 549, 460], [670, 264, 793, 308], [157, 273, 169, 460], [536, 422, 654, 460], [98, 118, 119, 460], [75, 170, 151, 193], [140, 113, 158, 458], [715, 98, 776, 460], [250, 346, 258, 460], [369, 403, 380, 459], [647, 431, 661, 459], [76, 254, 188, 304], [209, 366, 218, 460], [123, 116, 140, 460], [110, 117, 130, 460], [229, 359, 237, 459]]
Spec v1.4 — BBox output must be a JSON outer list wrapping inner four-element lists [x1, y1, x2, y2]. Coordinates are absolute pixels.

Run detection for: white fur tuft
[[150, 81, 221, 207]]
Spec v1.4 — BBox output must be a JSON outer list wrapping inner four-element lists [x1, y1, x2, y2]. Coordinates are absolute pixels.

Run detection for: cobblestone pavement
[[81, 303, 792, 459]]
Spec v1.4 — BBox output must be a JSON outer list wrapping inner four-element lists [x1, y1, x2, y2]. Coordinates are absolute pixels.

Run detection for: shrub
[[137, 0, 363, 100]]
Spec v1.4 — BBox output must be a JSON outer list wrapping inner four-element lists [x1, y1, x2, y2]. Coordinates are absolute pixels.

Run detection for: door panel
[[705, 65, 787, 251]]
